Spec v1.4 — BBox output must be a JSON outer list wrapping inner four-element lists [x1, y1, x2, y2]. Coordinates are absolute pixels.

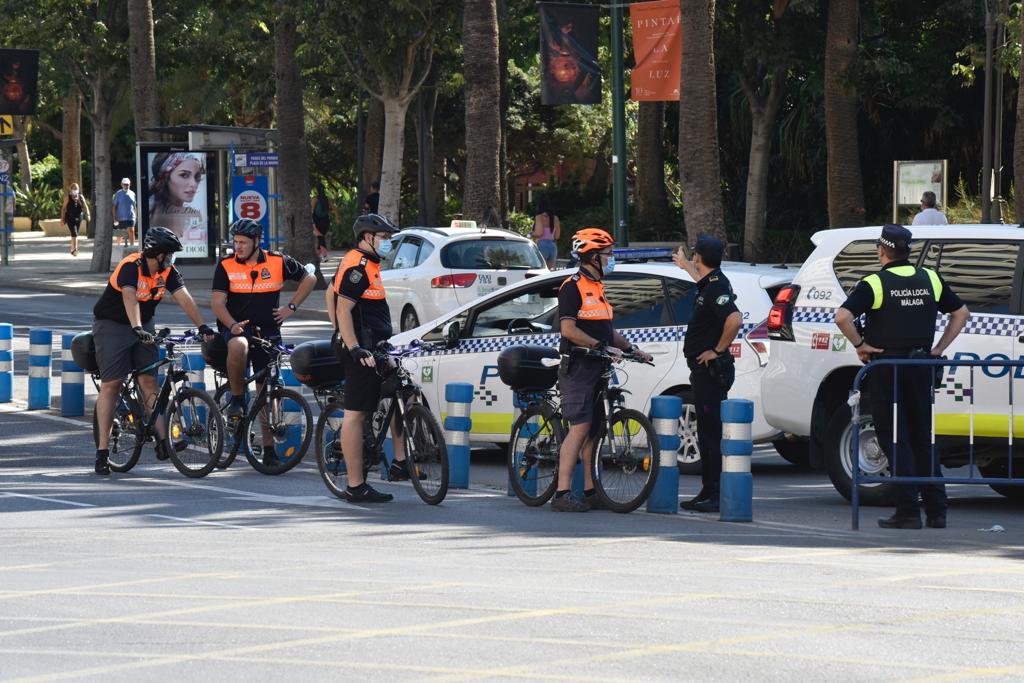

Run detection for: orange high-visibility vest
[[108, 254, 173, 302], [220, 252, 285, 294], [562, 274, 612, 320], [333, 249, 385, 300]]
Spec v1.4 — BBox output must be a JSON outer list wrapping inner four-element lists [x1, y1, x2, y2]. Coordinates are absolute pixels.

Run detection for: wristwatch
[[287, 303, 298, 312]]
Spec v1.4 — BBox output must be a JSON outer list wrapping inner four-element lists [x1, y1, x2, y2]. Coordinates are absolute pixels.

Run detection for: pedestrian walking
[[362, 180, 380, 215], [532, 195, 560, 269], [912, 191, 948, 226], [672, 236, 742, 513], [60, 182, 90, 257], [112, 177, 137, 247], [311, 181, 332, 261], [835, 224, 969, 529]]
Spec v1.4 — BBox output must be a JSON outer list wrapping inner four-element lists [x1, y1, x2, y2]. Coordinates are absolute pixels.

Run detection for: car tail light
[[431, 273, 477, 288], [766, 284, 800, 341], [745, 319, 770, 367]]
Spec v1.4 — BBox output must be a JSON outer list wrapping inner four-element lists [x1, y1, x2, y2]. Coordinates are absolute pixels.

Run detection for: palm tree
[[462, 0, 502, 224], [678, 0, 726, 242], [824, 0, 864, 227], [127, 0, 160, 142]]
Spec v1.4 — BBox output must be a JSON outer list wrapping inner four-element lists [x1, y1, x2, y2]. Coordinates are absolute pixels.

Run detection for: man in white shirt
[[911, 191, 948, 226]]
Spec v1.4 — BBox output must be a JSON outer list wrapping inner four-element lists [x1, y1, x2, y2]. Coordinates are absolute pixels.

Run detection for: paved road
[[3, 288, 1024, 681]]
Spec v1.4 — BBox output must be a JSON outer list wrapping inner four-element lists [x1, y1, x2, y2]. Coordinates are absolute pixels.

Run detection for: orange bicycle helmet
[[571, 227, 614, 255]]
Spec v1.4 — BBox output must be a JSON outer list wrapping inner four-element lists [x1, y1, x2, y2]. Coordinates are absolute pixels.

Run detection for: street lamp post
[[610, 3, 629, 245]]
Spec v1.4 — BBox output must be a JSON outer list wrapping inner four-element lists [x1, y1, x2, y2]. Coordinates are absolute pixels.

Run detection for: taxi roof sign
[[450, 220, 478, 230]]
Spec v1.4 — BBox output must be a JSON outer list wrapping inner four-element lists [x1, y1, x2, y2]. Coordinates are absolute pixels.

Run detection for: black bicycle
[[315, 340, 450, 505], [507, 347, 660, 512], [86, 329, 224, 478], [212, 334, 314, 475]]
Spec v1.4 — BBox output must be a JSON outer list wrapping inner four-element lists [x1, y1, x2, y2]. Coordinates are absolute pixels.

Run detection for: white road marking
[[0, 492, 96, 508], [145, 514, 257, 530]]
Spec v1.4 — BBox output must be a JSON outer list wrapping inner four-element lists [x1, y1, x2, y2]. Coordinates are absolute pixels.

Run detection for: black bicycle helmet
[[229, 218, 262, 241], [142, 226, 183, 256], [353, 213, 399, 242]]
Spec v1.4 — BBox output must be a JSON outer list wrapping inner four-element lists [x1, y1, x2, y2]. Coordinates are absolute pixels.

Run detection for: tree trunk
[[636, 101, 671, 234], [586, 131, 612, 202], [1016, 44, 1024, 222], [62, 90, 82, 191], [89, 104, 114, 273], [378, 97, 410, 224], [462, 0, 502, 224], [274, 3, 315, 266], [824, 0, 864, 227], [363, 97, 385, 190], [127, 0, 160, 141], [497, 0, 510, 222], [742, 66, 786, 261], [416, 86, 438, 226], [13, 117, 31, 193], [678, 0, 726, 242]]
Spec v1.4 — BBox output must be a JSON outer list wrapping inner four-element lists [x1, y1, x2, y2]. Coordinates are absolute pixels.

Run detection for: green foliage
[[505, 212, 534, 237], [15, 184, 63, 230], [30, 155, 64, 190]]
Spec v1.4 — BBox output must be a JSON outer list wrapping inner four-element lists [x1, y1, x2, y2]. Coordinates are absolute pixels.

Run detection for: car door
[[380, 236, 422, 329], [431, 277, 561, 441], [600, 273, 683, 413], [921, 239, 1022, 439]]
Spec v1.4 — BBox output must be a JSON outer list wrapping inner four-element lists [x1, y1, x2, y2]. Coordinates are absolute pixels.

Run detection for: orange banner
[[630, 0, 681, 101]]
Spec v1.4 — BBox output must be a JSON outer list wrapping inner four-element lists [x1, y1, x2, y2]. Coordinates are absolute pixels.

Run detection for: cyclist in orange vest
[[211, 219, 316, 466], [92, 227, 214, 475], [554, 228, 653, 511], [325, 213, 409, 503]]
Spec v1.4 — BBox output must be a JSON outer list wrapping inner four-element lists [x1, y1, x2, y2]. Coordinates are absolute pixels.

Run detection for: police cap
[[694, 235, 725, 262], [878, 223, 912, 250]]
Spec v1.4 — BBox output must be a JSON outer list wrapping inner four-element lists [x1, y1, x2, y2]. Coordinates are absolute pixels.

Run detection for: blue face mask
[[376, 238, 393, 257], [603, 255, 616, 274]]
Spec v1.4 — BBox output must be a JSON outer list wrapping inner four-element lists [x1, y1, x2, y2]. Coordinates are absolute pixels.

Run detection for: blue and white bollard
[[647, 395, 682, 514], [0, 323, 12, 403], [28, 328, 52, 410], [720, 399, 754, 522], [278, 368, 304, 463], [444, 382, 473, 489], [60, 333, 84, 417]]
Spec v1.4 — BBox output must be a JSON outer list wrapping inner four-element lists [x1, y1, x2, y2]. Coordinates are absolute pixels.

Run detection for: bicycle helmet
[[142, 226, 183, 256], [353, 213, 399, 242], [571, 227, 614, 255], [229, 218, 262, 242]]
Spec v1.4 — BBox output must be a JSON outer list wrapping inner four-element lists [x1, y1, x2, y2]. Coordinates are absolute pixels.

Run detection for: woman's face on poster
[[168, 158, 202, 205]]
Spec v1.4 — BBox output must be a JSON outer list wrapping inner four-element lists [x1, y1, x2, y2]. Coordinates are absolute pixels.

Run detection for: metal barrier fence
[[850, 357, 1024, 530]]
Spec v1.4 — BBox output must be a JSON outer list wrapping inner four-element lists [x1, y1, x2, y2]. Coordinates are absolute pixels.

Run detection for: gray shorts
[[557, 359, 607, 431], [92, 318, 158, 382]]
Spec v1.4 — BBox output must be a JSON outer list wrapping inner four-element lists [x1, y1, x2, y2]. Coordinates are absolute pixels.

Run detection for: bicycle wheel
[[164, 387, 223, 479], [92, 392, 144, 473], [592, 407, 659, 513], [315, 399, 348, 499], [507, 403, 562, 506], [213, 384, 244, 469], [402, 403, 448, 505], [244, 387, 313, 475]]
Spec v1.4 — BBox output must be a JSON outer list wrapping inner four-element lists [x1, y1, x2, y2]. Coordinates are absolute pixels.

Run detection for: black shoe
[[343, 483, 394, 503], [691, 498, 720, 513], [94, 456, 110, 475], [154, 442, 170, 461], [584, 489, 605, 510], [551, 492, 590, 512], [224, 400, 245, 420], [926, 515, 947, 529], [262, 446, 281, 469], [878, 514, 923, 529], [680, 490, 714, 511], [388, 459, 426, 481]]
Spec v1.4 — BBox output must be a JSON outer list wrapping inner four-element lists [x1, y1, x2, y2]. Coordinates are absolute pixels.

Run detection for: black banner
[[0, 49, 40, 116], [539, 3, 601, 105]]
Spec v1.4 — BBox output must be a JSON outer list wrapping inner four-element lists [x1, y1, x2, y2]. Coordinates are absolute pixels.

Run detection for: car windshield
[[441, 239, 545, 269]]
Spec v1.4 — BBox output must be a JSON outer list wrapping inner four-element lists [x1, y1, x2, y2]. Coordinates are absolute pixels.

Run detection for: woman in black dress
[[61, 183, 90, 257]]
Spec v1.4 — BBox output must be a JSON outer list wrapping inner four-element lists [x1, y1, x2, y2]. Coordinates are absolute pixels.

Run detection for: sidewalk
[[0, 232, 335, 322]]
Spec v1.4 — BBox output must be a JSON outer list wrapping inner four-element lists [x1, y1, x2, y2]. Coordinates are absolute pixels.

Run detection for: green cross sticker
[[421, 366, 434, 383]]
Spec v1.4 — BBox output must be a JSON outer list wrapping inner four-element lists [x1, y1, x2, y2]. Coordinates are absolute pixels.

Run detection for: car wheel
[[825, 399, 894, 506], [672, 391, 702, 475], [401, 306, 420, 332], [772, 436, 810, 468], [979, 462, 1024, 503]]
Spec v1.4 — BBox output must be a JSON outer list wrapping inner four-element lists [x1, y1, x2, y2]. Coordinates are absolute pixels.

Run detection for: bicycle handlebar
[[569, 345, 655, 366], [373, 339, 457, 359]]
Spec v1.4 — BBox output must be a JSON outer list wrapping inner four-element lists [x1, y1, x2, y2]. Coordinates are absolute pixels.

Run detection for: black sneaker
[[224, 400, 245, 420], [926, 515, 947, 529], [388, 459, 427, 481], [878, 514, 923, 529], [691, 498, 720, 513], [584, 489, 605, 510], [154, 442, 170, 461], [551, 492, 590, 512], [94, 455, 110, 475], [343, 483, 394, 503], [262, 446, 281, 469], [680, 489, 714, 511]]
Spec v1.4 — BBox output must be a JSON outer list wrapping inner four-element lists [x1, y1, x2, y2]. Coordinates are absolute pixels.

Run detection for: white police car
[[761, 225, 1024, 503], [390, 249, 795, 469], [380, 221, 548, 332]]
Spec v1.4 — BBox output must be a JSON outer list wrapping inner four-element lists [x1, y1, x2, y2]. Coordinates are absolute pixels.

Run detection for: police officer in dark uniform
[[673, 235, 743, 513], [836, 224, 969, 529]]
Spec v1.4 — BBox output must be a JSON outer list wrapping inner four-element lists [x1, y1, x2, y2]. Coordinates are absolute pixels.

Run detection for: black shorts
[[221, 329, 272, 376], [116, 220, 136, 229], [557, 359, 607, 435], [335, 341, 381, 412], [92, 318, 158, 382], [67, 218, 81, 237]]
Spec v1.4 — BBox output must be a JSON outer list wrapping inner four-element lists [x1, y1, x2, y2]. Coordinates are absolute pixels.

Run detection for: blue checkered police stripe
[[401, 323, 760, 357], [793, 306, 1018, 337]]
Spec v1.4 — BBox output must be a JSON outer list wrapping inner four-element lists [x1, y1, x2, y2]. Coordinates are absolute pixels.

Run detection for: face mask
[[602, 255, 616, 274], [169, 253, 178, 265], [375, 238, 393, 257], [70, 191, 79, 198]]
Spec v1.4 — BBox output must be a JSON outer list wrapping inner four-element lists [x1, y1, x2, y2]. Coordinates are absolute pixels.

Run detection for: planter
[[41, 219, 65, 236], [12, 217, 31, 232]]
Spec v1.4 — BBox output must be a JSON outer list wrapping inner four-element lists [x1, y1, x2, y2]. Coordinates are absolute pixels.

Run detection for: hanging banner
[[0, 49, 40, 115], [539, 3, 601, 105], [630, 0, 681, 101]]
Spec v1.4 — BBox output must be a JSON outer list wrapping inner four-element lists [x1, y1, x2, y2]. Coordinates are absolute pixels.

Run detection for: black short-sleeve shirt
[[93, 260, 184, 325], [333, 250, 393, 346], [558, 271, 614, 354], [212, 250, 307, 336], [683, 268, 740, 358], [841, 262, 964, 317]]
